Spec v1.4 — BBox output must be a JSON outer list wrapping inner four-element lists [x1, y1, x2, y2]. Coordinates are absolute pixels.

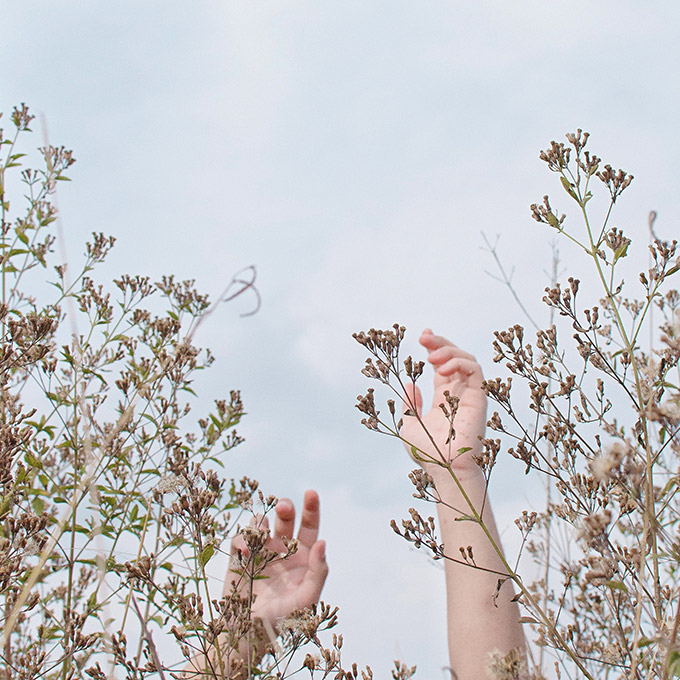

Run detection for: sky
[[3, 2, 680, 677]]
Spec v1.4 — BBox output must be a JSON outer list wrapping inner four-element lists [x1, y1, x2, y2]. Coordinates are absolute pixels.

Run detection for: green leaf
[[25, 452, 43, 470], [453, 514, 476, 522], [164, 536, 187, 550], [560, 175, 578, 200], [659, 475, 677, 498], [613, 241, 630, 263], [606, 580, 627, 592], [546, 212, 560, 229], [198, 544, 215, 568], [85, 592, 98, 611], [668, 650, 680, 677], [0, 494, 11, 518]]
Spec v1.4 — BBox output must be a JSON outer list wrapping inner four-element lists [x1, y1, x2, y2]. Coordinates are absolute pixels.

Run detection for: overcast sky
[[4, 2, 680, 677]]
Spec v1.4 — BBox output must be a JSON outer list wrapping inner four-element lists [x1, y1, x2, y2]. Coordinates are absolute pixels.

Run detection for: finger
[[297, 540, 329, 607], [273, 498, 296, 541], [402, 382, 423, 418], [437, 356, 483, 380], [419, 330, 454, 351], [427, 345, 476, 365], [297, 489, 320, 548]]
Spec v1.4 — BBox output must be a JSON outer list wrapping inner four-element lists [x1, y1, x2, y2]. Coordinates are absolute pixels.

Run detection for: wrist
[[425, 465, 487, 512], [426, 462, 485, 488]]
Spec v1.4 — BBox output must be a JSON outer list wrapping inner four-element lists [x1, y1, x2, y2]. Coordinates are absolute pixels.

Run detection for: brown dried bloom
[[530, 195, 566, 230], [486, 647, 527, 680], [539, 141, 571, 172], [581, 510, 611, 537], [596, 163, 633, 201]]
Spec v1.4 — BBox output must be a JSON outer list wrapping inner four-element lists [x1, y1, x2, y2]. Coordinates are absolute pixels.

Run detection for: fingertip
[[303, 489, 320, 511], [300, 540, 329, 606], [315, 539, 327, 561], [420, 331, 445, 352], [311, 540, 329, 580], [275, 498, 294, 519]]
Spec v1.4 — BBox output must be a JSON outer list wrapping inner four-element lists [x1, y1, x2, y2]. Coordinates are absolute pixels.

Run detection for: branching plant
[[0, 105, 378, 680], [356, 130, 680, 680]]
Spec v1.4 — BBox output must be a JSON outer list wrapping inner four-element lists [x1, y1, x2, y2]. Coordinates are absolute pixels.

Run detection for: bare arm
[[401, 329, 525, 680]]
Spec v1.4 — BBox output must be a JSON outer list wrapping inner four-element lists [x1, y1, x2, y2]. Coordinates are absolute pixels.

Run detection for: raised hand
[[226, 490, 328, 632], [184, 492, 328, 679], [396, 330, 525, 680], [400, 329, 487, 476]]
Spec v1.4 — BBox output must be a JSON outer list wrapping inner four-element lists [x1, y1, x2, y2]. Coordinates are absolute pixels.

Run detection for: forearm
[[432, 467, 526, 680]]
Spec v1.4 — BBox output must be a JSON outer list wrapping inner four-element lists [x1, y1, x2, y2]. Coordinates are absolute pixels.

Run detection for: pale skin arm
[[400, 329, 525, 680], [183, 490, 328, 679]]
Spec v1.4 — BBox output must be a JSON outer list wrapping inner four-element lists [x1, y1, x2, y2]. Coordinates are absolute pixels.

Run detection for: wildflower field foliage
[[0, 106, 380, 680], [356, 130, 680, 679], [5, 100, 679, 680]]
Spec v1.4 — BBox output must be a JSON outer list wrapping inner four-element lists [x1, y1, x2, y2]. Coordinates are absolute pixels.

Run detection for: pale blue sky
[[4, 2, 680, 676]]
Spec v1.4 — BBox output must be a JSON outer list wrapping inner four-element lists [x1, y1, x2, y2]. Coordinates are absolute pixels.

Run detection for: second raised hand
[[400, 329, 487, 475], [226, 490, 329, 630]]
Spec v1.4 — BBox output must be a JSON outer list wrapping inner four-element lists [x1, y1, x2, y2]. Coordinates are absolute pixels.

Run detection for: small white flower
[[590, 443, 624, 482], [659, 399, 680, 423], [156, 474, 185, 494]]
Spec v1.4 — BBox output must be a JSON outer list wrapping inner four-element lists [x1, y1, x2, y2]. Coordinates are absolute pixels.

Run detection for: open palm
[[225, 490, 328, 629]]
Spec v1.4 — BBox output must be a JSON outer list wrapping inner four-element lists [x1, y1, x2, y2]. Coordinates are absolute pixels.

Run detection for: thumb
[[298, 540, 329, 607], [403, 383, 423, 418]]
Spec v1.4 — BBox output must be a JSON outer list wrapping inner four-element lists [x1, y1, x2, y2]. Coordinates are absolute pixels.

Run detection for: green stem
[[576, 195, 661, 680]]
